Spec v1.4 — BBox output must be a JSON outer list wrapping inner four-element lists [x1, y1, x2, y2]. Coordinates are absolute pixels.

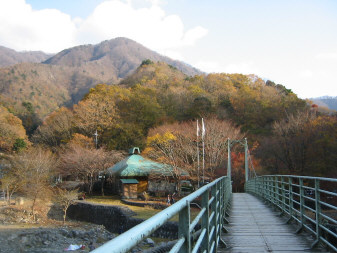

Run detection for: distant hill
[[44, 37, 201, 83], [0, 46, 52, 67], [310, 96, 337, 111]]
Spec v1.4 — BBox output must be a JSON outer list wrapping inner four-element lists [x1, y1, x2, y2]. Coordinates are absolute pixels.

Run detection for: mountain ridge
[[0, 45, 53, 67], [43, 37, 202, 83]]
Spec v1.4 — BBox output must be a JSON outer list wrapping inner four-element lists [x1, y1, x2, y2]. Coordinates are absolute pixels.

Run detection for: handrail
[[245, 175, 337, 252], [92, 176, 231, 253]]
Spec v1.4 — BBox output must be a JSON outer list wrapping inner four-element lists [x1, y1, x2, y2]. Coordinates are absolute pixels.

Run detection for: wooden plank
[[218, 193, 330, 253]]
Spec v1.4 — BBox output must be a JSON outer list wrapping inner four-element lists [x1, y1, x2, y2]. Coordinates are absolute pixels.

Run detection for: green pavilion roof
[[108, 148, 188, 177]]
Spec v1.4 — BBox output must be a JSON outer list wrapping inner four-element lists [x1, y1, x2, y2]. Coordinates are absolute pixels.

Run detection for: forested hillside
[[31, 61, 304, 148], [1, 39, 336, 180]]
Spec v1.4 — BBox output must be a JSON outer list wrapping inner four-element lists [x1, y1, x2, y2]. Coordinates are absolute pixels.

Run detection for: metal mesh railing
[[245, 175, 337, 252], [93, 176, 232, 253]]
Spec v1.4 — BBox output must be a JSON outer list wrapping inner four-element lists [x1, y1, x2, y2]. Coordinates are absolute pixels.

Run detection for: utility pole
[[94, 130, 98, 149]]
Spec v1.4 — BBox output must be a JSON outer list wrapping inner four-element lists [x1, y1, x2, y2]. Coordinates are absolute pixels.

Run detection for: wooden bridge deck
[[219, 193, 330, 253]]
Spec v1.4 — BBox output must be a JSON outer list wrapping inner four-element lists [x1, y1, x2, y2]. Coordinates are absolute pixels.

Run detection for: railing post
[[272, 176, 276, 206], [262, 177, 265, 199], [178, 200, 191, 253], [288, 177, 293, 223], [296, 178, 304, 233], [276, 176, 280, 208], [312, 179, 321, 248], [268, 176, 272, 204], [244, 138, 248, 182], [227, 138, 231, 181], [211, 182, 218, 251], [201, 189, 210, 252], [281, 177, 285, 214]]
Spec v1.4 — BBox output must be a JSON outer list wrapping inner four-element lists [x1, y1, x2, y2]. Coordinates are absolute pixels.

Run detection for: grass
[[86, 196, 200, 222]]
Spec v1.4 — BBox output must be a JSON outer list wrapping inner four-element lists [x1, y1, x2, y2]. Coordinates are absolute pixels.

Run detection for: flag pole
[[196, 119, 200, 188]]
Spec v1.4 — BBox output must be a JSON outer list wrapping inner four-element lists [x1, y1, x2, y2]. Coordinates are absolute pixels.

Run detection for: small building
[[108, 147, 188, 199]]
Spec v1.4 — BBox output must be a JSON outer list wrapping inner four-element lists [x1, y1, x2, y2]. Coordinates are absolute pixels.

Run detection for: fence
[[92, 176, 231, 253], [245, 175, 337, 251]]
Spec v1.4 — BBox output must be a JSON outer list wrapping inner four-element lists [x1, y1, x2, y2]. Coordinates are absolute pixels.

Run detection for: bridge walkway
[[218, 193, 330, 253]]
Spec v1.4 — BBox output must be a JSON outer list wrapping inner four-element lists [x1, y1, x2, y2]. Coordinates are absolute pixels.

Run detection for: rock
[[145, 238, 155, 247], [71, 230, 79, 237], [60, 229, 69, 237], [42, 241, 49, 245], [20, 236, 28, 244], [16, 197, 24, 205], [8, 234, 18, 240]]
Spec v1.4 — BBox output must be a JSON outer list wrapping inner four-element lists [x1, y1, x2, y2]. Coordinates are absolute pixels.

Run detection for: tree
[[146, 117, 243, 190], [59, 141, 120, 195], [32, 107, 74, 147], [73, 84, 121, 138], [0, 160, 25, 205], [0, 105, 28, 152], [53, 188, 79, 224], [9, 147, 57, 219]]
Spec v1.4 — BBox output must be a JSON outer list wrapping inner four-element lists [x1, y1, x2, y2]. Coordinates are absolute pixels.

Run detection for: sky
[[0, 0, 336, 98]]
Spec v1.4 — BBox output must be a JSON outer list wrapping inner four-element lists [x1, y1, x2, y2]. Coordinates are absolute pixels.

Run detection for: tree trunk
[[101, 177, 105, 196], [89, 175, 93, 195], [63, 207, 67, 225]]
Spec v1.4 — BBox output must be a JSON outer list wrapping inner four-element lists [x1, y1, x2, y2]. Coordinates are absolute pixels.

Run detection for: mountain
[[310, 96, 337, 111], [0, 63, 99, 118], [0, 38, 201, 123], [0, 46, 52, 67], [43, 37, 201, 83]]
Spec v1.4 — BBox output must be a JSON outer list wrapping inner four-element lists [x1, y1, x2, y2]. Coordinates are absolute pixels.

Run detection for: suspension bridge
[[92, 139, 337, 253]]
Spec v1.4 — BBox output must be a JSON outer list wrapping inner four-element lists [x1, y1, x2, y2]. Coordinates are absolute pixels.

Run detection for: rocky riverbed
[[0, 223, 115, 252]]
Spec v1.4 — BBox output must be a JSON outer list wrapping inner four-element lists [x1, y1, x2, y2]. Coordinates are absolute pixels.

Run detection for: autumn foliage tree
[[33, 107, 74, 147], [146, 117, 243, 189], [0, 105, 28, 152]]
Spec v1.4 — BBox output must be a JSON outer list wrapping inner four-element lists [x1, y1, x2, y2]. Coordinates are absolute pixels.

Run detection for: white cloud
[[195, 60, 258, 74], [0, 0, 207, 55], [0, 0, 76, 53], [316, 52, 337, 60], [298, 70, 313, 78]]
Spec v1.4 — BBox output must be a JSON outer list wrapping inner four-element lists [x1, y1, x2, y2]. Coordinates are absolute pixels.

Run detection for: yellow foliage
[[147, 132, 176, 146]]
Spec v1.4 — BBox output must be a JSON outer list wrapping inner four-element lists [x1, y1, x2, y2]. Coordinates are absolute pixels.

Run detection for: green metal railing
[[245, 175, 337, 251], [92, 176, 231, 253]]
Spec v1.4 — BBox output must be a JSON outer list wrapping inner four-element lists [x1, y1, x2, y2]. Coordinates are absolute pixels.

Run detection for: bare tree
[[53, 188, 79, 224], [9, 147, 57, 219], [272, 110, 315, 174], [59, 143, 119, 195], [0, 161, 25, 205]]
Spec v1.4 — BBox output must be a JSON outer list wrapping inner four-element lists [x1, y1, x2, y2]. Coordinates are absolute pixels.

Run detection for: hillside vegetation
[[0, 38, 336, 181]]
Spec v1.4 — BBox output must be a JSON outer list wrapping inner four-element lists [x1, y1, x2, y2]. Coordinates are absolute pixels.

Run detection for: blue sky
[[1, 0, 337, 98]]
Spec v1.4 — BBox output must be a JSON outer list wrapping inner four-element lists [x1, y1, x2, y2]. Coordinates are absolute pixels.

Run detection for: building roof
[[107, 148, 188, 177]]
